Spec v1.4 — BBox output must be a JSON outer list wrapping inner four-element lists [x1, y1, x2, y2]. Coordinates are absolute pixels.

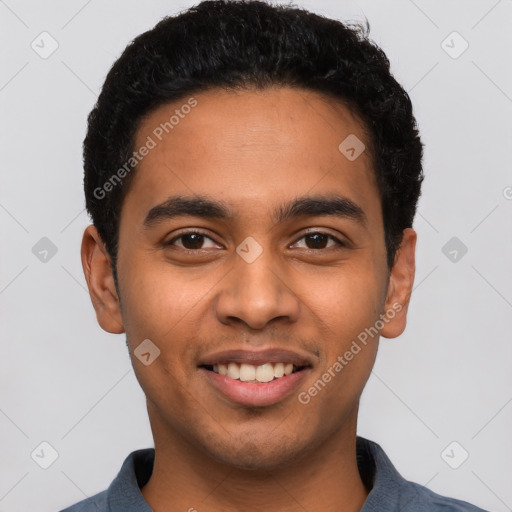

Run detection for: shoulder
[[398, 480, 490, 512], [58, 489, 108, 511], [56, 448, 155, 512], [357, 437, 490, 512]]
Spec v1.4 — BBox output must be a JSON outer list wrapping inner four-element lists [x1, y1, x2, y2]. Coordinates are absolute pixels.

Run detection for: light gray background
[[1, 1, 511, 511]]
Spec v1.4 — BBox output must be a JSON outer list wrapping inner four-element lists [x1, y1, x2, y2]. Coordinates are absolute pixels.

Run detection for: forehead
[[125, 86, 379, 225]]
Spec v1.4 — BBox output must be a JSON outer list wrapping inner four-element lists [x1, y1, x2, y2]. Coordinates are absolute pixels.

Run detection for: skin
[[81, 86, 416, 512]]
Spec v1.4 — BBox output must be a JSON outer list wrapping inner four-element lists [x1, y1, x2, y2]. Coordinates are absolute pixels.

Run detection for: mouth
[[197, 349, 314, 407], [199, 362, 307, 383]]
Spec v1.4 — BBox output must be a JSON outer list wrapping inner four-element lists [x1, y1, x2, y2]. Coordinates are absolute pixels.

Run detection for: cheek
[[303, 258, 386, 387], [311, 263, 387, 340], [120, 266, 200, 415], [321, 288, 381, 382], [117, 255, 220, 397], [118, 254, 210, 342], [299, 287, 382, 429]]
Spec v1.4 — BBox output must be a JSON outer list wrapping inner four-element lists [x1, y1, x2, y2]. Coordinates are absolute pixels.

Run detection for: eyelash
[[165, 230, 347, 251]]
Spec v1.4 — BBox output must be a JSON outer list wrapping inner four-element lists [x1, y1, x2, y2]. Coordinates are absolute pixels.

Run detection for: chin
[[203, 430, 309, 472]]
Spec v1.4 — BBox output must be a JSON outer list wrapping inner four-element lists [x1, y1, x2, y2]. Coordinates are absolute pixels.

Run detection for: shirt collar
[[106, 447, 154, 511], [105, 436, 404, 511], [357, 436, 409, 510]]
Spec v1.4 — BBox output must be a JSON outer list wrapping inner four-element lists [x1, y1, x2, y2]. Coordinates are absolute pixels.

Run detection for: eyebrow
[[143, 194, 367, 228]]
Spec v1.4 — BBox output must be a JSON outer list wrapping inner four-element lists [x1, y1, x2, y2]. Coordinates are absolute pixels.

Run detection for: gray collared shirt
[[59, 437, 489, 511]]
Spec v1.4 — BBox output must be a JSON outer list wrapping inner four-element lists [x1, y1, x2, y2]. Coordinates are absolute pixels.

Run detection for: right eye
[[165, 230, 220, 251]]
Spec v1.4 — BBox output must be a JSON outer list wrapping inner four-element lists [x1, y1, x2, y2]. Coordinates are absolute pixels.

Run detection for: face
[[82, 86, 415, 470]]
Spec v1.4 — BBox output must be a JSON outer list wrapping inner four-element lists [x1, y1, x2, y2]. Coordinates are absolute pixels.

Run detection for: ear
[[380, 228, 416, 339], [81, 225, 125, 334]]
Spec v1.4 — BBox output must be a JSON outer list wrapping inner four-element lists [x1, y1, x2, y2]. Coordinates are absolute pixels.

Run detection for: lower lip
[[199, 367, 310, 407]]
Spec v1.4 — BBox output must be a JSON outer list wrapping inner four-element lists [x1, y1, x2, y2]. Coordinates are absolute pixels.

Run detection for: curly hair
[[84, 0, 423, 280]]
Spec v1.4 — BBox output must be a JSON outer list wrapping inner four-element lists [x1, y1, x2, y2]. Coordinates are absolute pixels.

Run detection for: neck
[[141, 412, 368, 512]]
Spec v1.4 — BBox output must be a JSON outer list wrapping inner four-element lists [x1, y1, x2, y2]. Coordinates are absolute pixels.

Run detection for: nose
[[213, 243, 301, 330]]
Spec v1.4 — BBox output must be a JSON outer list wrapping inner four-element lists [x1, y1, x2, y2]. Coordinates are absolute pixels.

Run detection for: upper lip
[[198, 348, 315, 367]]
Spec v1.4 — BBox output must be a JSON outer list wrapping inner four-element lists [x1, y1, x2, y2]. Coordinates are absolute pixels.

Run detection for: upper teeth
[[213, 362, 295, 383]]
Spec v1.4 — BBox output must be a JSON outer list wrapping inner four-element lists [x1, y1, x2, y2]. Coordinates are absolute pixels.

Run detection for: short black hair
[[83, 0, 423, 283]]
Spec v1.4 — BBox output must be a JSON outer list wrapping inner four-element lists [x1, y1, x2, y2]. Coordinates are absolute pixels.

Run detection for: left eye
[[292, 232, 344, 250], [167, 232, 218, 250]]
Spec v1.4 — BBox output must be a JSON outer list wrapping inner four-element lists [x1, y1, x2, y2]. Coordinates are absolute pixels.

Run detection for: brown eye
[[179, 233, 205, 250], [293, 232, 345, 250], [305, 233, 329, 249], [166, 231, 218, 250]]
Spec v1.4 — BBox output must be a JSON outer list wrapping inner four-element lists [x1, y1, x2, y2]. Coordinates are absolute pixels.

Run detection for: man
[[61, 1, 488, 510]]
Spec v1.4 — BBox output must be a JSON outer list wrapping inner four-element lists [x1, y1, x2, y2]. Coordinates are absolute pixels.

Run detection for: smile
[[203, 362, 305, 383]]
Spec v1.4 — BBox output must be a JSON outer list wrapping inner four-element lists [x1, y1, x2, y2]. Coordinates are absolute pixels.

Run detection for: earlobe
[[81, 225, 125, 334], [380, 228, 417, 339]]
